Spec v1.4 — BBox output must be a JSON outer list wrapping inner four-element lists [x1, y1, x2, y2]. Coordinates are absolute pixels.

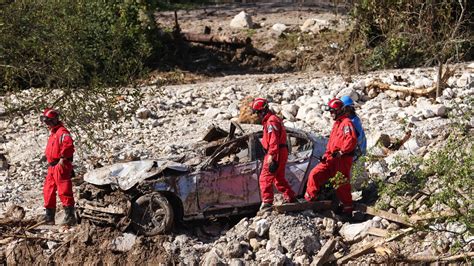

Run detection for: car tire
[[131, 193, 174, 236]]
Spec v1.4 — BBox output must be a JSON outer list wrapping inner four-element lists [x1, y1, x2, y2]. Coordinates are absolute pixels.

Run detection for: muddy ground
[[154, 2, 355, 82]]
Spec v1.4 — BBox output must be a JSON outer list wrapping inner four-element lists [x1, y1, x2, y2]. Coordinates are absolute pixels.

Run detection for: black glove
[[268, 160, 278, 173], [332, 151, 342, 158]]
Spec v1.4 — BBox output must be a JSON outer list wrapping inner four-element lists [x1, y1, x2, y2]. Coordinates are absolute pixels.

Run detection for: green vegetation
[[376, 99, 473, 234], [0, 1, 161, 92], [351, 0, 473, 70]]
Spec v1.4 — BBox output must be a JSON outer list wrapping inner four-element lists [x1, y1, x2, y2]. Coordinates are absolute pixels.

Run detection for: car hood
[[83, 160, 189, 191]]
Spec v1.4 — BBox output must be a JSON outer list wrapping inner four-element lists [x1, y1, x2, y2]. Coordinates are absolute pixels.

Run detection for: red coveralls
[[259, 112, 296, 204], [44, 123, 75, 209], [305, 114, 357, 211]]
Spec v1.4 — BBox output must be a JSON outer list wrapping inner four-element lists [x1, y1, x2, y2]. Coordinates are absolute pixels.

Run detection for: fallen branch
[[4, 234, 61, 242], [335, 228, 413, 264], [367, 66, 455, 97], [181, 32, 251, 48], [312, 238, 336, 266], [354, 204, 412, 226], [404, 252, 474, 262]]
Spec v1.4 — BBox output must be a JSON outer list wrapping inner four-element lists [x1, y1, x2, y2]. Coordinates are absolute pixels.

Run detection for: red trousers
[[43, 161, 75, 208], [259, 148, 296, 204], [305, 156, 353, 210]]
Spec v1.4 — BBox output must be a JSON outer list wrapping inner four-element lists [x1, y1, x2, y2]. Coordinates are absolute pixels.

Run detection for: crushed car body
[[77, 122, 328, 235]]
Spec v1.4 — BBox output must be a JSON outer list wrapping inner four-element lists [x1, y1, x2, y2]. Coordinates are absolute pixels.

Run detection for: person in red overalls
[[41, 108, 76, 225], [304, 98, 357, 215], [251, 98, 296, 211]]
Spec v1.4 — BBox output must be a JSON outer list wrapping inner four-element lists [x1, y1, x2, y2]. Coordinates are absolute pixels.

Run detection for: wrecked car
[[77, 122, 327, 235]]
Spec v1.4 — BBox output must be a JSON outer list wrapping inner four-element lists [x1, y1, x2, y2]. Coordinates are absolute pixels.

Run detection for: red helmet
[[250, 98, 269, 113], [43, 108, 59, 119], [326, 98, 344, 112]]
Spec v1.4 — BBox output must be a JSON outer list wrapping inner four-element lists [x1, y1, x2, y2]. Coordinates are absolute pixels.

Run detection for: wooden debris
[[410, 209, 461, 223], [405, 252, 474, 263], [273, 200, 333, 213], [366, 66, 455, 97], [312, 238, 336, 266], [181, 32, 251, 47], [354, 204, 412, 226], [4, 234, 61, 242], [336, 242, 376, 264], [367, 227, 389, 238], [336, 228, 413, 264]]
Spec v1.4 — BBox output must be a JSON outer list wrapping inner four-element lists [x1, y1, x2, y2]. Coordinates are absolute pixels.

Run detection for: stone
[[136, 108, 152, 119], [268, 215, 321, 255], [255, 218, 270, 236], [368, 161, 388, 177], [224, 242, 246, 258], [204, 108, 221, 118], [456, 72, 472, 87], [414, 77, 433, 88], [201, 248, 225, 265], [404, 138, 421, 154], [301, 18, 330, 33], [281, 104, 299, 116], [109, 233, 137, 252], [281, 110, 296, 122], [271, 23, 287, 36], [430, 104, 447, 117], [339, 220, 373, 241], [230, 11, 253, 29], [249, 238, 260, 251]]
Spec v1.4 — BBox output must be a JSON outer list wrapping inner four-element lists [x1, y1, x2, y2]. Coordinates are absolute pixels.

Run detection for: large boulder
[[268, 214, 321, 255]]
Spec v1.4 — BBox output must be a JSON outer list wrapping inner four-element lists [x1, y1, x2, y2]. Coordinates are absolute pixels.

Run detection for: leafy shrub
[[0, 1, 162, 92], [376, 101, 473, 231], [352, 0, 473, 69]]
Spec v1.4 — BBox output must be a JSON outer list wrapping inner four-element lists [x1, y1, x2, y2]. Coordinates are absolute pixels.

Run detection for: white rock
[[368, 161, 388, 177], [414, 77, 433, 88], [456, 72, 472, 87], [109, 233, 136, 252], [296, 105, 313, 120], [339, 220, 373, 241], [230, 11, 253, 29], [281, 104, 299, 116], [430, 104, 447, 116], [255, 218, 270, 236], [301, 18, 331, 33], [204, 108, 221, 118], [271, 23, 287, 36]]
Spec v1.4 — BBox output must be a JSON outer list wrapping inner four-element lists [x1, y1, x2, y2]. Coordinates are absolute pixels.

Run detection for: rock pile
[[0, 63, 473, 264]]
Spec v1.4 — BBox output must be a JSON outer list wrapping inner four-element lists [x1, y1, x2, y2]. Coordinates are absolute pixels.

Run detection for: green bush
[[0, 0, 162, 92], [352, 0, 473, 69], [376, 101, 473, 232]]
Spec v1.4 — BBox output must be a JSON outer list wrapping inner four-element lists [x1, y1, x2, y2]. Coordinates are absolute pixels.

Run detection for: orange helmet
[[250, 98, 269, 113]]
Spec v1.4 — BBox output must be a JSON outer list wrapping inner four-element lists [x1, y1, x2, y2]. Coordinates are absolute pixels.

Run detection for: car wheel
[[131, 193, 174, 236]]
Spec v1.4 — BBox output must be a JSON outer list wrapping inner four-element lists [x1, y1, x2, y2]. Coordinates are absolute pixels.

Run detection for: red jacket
[[261, 112, 287, 160], [325, 114, 357, 158], [45, 123, 74, 163]]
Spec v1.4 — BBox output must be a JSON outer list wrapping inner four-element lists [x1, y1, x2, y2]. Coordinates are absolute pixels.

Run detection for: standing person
[[250, 98, 296, 211], [40, 108, 76, 225], [340, 95, 367, 161], [304, 98, 357, 215]]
